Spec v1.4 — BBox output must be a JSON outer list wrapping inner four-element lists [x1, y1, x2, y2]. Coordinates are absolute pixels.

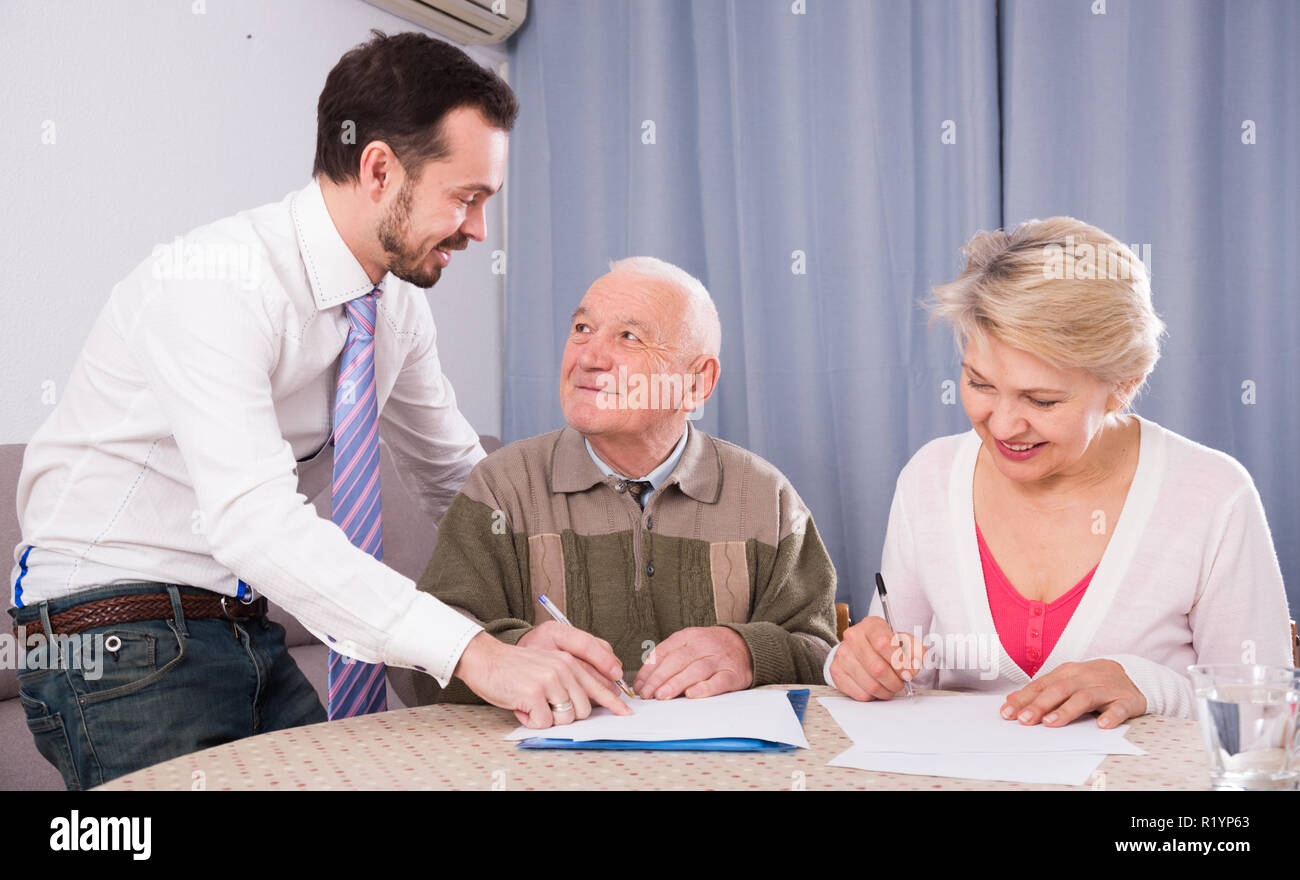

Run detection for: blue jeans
[[8, 582, 326, 790]]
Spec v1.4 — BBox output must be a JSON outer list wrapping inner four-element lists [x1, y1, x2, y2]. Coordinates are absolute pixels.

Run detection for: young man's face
[[377, 105, 508, 288]]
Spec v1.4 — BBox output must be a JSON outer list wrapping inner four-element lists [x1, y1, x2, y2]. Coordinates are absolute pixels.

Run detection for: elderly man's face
[[560, 272, 692, 443]]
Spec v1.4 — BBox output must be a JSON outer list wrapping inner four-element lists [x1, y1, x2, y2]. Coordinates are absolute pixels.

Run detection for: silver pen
[[537, 594, 636, 698], [874, 572, 915, 698]]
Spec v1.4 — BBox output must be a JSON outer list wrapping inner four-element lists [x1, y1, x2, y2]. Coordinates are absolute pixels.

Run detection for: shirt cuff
[[386, 592, 484, 688], [823, 643, 841, 690], [312, 590, 483, 689]]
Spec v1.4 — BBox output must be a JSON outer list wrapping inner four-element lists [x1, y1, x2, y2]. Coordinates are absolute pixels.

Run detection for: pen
[[874, 572, 915, 698], [537, 594, 636, 698]]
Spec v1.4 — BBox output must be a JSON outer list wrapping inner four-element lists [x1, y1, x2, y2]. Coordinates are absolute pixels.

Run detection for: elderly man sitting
[[414, 257, 836, 713]]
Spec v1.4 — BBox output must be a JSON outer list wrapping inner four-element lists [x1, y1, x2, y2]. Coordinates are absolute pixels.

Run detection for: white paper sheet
[[828, 746, 1110, 786], [818, 694, 1145, 755], [505, 689, 810, 748]]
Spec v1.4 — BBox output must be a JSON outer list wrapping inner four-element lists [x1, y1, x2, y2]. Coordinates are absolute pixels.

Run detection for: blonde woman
[[828, 217, 1290, 726]]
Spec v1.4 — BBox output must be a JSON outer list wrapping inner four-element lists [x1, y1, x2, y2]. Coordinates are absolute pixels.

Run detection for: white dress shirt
[[10, 178, 485, 686], [824, 416, 1290, 718]]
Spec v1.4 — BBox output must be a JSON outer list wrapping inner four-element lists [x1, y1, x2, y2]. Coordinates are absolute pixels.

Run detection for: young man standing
[[9, 31, 627, 790]]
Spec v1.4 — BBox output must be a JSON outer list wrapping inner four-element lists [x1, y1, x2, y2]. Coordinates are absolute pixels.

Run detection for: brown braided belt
[[17, 590, 268, 642]]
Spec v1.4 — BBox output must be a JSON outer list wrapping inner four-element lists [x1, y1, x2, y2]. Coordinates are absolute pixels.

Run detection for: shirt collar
[[584, 424, 689, 489], [291, 176, 383, 310], [550, 422, 721, 503]]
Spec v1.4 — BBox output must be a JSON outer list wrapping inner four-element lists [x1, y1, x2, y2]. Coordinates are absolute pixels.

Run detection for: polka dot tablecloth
[[98, 686, 1211, 791]]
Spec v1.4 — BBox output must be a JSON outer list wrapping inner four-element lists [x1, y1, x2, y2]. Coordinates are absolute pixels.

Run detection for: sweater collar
[[550, 423, 720, 503], [584, 425, 688, 487]]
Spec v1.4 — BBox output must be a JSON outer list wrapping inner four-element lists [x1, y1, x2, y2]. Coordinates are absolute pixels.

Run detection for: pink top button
[[978, 523, 1097, 677]]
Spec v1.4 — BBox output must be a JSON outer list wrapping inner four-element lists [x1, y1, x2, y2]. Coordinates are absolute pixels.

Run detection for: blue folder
[[515, 688, 810, 751]]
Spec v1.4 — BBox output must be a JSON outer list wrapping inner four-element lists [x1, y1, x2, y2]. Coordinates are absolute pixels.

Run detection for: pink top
[[977, 524, 1097, 677]]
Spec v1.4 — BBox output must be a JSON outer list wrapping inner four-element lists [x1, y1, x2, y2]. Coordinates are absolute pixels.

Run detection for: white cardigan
[[826, 416, 1291, 719]]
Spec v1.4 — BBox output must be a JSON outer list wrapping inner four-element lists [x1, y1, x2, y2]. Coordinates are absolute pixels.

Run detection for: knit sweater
[[413, 424, 838, 704], [829, 416, 1290, 719]]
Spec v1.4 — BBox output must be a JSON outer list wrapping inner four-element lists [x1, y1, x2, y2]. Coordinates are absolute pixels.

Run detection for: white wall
[[0, 0, 508, 443]]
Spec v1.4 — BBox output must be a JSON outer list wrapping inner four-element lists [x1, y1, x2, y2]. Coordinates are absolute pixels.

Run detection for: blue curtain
[[505, 0, 1298, 616], [999, 0, 1300, 612]]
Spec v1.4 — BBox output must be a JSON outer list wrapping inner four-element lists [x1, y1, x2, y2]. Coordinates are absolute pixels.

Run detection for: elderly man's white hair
[[607, 256, 722, 358]]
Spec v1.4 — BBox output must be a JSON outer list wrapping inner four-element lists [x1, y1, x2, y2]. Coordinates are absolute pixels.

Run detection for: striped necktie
[[327, 288, 387, 719]]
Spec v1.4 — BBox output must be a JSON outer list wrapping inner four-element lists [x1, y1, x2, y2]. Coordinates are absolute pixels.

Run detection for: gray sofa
[[0, 436, 499, 790]]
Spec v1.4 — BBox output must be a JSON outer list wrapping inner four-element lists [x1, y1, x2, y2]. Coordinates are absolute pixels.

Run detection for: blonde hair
[[928, 217, 1165, 402]]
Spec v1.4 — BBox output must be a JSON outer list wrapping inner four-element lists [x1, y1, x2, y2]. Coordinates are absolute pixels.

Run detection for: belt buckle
[[219, 596, 240, 620]]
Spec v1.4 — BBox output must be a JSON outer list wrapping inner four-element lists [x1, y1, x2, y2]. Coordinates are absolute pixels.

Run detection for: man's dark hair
[[313, 30, 518, 185]]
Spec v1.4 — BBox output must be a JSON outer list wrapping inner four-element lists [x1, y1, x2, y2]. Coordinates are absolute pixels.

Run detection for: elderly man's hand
[[632, 626, 753, 700], [1001, 660, 1147, 729]]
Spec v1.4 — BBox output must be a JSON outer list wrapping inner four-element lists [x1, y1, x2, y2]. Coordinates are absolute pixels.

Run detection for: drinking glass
[[1188, 664, 1300, 791]]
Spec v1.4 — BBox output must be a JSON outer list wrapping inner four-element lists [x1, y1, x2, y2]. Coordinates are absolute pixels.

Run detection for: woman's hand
[[1001, 660, 1147, 729], [829, 616, 925, 701]]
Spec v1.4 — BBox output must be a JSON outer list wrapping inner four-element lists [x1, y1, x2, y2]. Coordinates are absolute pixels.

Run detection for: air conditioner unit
[[363, 0, 528, 45]]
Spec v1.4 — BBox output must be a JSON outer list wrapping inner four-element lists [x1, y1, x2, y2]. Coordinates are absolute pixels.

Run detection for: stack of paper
[[504, 689, 811, 748], [819, 694, 1144, 785]]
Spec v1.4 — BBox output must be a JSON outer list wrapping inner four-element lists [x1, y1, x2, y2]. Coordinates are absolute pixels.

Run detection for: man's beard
[[376, 179, 466, 289]]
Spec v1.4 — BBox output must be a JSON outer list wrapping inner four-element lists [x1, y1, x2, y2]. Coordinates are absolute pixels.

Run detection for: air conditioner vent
[[363, 0, 528, 45]]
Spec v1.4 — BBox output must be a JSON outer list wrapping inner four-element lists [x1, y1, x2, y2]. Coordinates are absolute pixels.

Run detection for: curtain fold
[[506, 0, 1296, 615], [1000, 0, 1299, 609]]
